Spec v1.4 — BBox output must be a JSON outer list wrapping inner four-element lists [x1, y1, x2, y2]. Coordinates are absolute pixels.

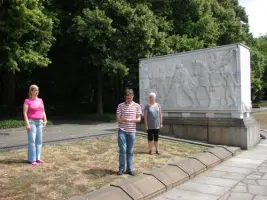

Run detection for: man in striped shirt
[[116, 88, 142, 176]]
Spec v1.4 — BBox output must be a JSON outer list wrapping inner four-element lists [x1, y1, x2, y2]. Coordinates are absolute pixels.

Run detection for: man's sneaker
[[128, 171, 135, 176], [117, 170, 124, 175]]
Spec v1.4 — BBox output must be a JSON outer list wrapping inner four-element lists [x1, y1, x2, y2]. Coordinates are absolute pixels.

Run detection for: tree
[[251, 47, 265, 102], [0, 0, 55, 116], [71, 8, 128, 114], [102, 0, 204, 92], [254, 35, 267, 100], [103, 0, 172, 90]]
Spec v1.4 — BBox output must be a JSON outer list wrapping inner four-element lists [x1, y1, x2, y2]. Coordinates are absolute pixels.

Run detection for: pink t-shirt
[[24, 98, 44, 120]]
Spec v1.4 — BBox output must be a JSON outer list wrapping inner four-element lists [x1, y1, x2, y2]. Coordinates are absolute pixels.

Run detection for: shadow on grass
[[0, 159, 28, 165], [83, 168, 118, 176], [135, 151, 150, 155]]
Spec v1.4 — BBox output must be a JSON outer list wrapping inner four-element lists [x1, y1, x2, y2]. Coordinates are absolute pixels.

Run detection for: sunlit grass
[[0, 135, 207, 200]]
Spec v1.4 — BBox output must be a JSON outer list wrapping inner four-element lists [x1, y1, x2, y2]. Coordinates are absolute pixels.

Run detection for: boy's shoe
[[118, 170, 124, 175], [127, 171, 135, 176]]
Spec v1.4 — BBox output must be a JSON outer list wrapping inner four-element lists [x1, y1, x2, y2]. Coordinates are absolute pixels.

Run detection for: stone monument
[[139, 43, 260, 149]]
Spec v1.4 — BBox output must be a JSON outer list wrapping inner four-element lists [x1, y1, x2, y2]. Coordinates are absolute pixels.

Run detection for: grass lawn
[[252, 102, 267, 108], [0, 135, 207, 200], [252, 111, 267, 129], [0, 113, 114, 129], [0, 120, 53, 129]]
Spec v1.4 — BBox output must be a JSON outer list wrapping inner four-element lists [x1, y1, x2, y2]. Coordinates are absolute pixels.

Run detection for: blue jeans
[[118, 130, 136, 172], [27, 120, 43, 162]]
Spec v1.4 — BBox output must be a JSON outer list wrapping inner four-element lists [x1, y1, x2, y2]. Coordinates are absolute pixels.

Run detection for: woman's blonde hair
[[28, 84, 39, 98]]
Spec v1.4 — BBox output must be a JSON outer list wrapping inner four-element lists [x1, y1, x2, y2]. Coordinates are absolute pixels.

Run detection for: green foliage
[[0, 120, 53, 129], [167, 35, 204, 52], [0, 0, 56, 72], [251, 47, 265, 101], [0, 0, 266, 116], [71, 7, 128, 76], [70, 113, 116, 121], [103, 0, 173, 59], [254, 35, 267, 100]]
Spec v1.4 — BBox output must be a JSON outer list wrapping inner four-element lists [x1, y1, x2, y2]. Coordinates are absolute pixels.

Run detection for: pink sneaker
[[28, 161, 38, 166], [36, 159, 44, 164]]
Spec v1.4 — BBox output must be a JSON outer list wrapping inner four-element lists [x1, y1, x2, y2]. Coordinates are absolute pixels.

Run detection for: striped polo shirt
[[116, 101, 142, 132]]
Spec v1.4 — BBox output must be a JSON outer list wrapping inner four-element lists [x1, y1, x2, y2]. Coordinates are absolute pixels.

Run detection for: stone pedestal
[[138, 116, 260, 150], [139, 43, 260, 149]]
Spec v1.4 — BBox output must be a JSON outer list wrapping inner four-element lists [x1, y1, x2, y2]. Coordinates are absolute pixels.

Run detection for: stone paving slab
[[191, 176, 239, 188], [82, 186, 132, 200], [217, 146, 241, 156], [215, 159, 267, 199], [248, 185, 267, 196], [188, 152, 221, 168], [230, 158, 264, 164], [111, 175, 165, 200], [212, 165, 254, 174], [154, 189, 219, 200], [169, 158, 206, 178], [231, 183, 248, 192], [220, 160, 260, 169], [220, 192, 254, 200], [204, 170, 247, 180], [178, 181, 231, 196], [153, 140, 267, 200], [144, 165, 189, 190], [254, 196, 267, 200], [205, 147, 233, 161]]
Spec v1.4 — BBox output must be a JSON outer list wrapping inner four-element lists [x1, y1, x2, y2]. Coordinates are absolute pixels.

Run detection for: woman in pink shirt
[[23, 85, 47, 166]]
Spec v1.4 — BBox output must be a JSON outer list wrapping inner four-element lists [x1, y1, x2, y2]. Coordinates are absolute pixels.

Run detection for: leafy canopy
[[0, 0, 55, 72]]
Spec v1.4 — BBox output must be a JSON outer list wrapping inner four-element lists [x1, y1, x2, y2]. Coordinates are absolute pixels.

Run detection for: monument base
[[138, 116, 260, 150]]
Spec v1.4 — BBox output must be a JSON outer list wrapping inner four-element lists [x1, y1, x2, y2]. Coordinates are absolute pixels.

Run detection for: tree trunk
[[2, 71, 16, 117], [115, 74, 122, 104], [97, 68, 103, 115]]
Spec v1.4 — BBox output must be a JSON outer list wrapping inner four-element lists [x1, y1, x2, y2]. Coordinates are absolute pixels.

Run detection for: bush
[[85, 113, 116, 121], [0, 120, 53, 129]]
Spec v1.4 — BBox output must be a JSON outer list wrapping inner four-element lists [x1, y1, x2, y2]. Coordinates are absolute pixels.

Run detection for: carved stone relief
[[139, 44, 251, 115], [241, 101, 252, 113]]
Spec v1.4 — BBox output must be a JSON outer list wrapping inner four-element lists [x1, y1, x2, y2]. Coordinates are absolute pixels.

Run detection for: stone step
[[74, 146, 239, 200]]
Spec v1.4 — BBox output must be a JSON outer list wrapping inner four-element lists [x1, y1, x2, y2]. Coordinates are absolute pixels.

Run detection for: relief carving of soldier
[[192, 60, 212, 107], [156, 66, 167, 105], [220, 68, 238, 107], [165, 64, 198, 107]]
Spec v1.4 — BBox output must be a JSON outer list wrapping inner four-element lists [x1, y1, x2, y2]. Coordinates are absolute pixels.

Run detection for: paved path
[[252, 107, 267, 113], [154, 138, 267, 200], [0, 121, 266, 149], [0, 121, 117, 149]]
